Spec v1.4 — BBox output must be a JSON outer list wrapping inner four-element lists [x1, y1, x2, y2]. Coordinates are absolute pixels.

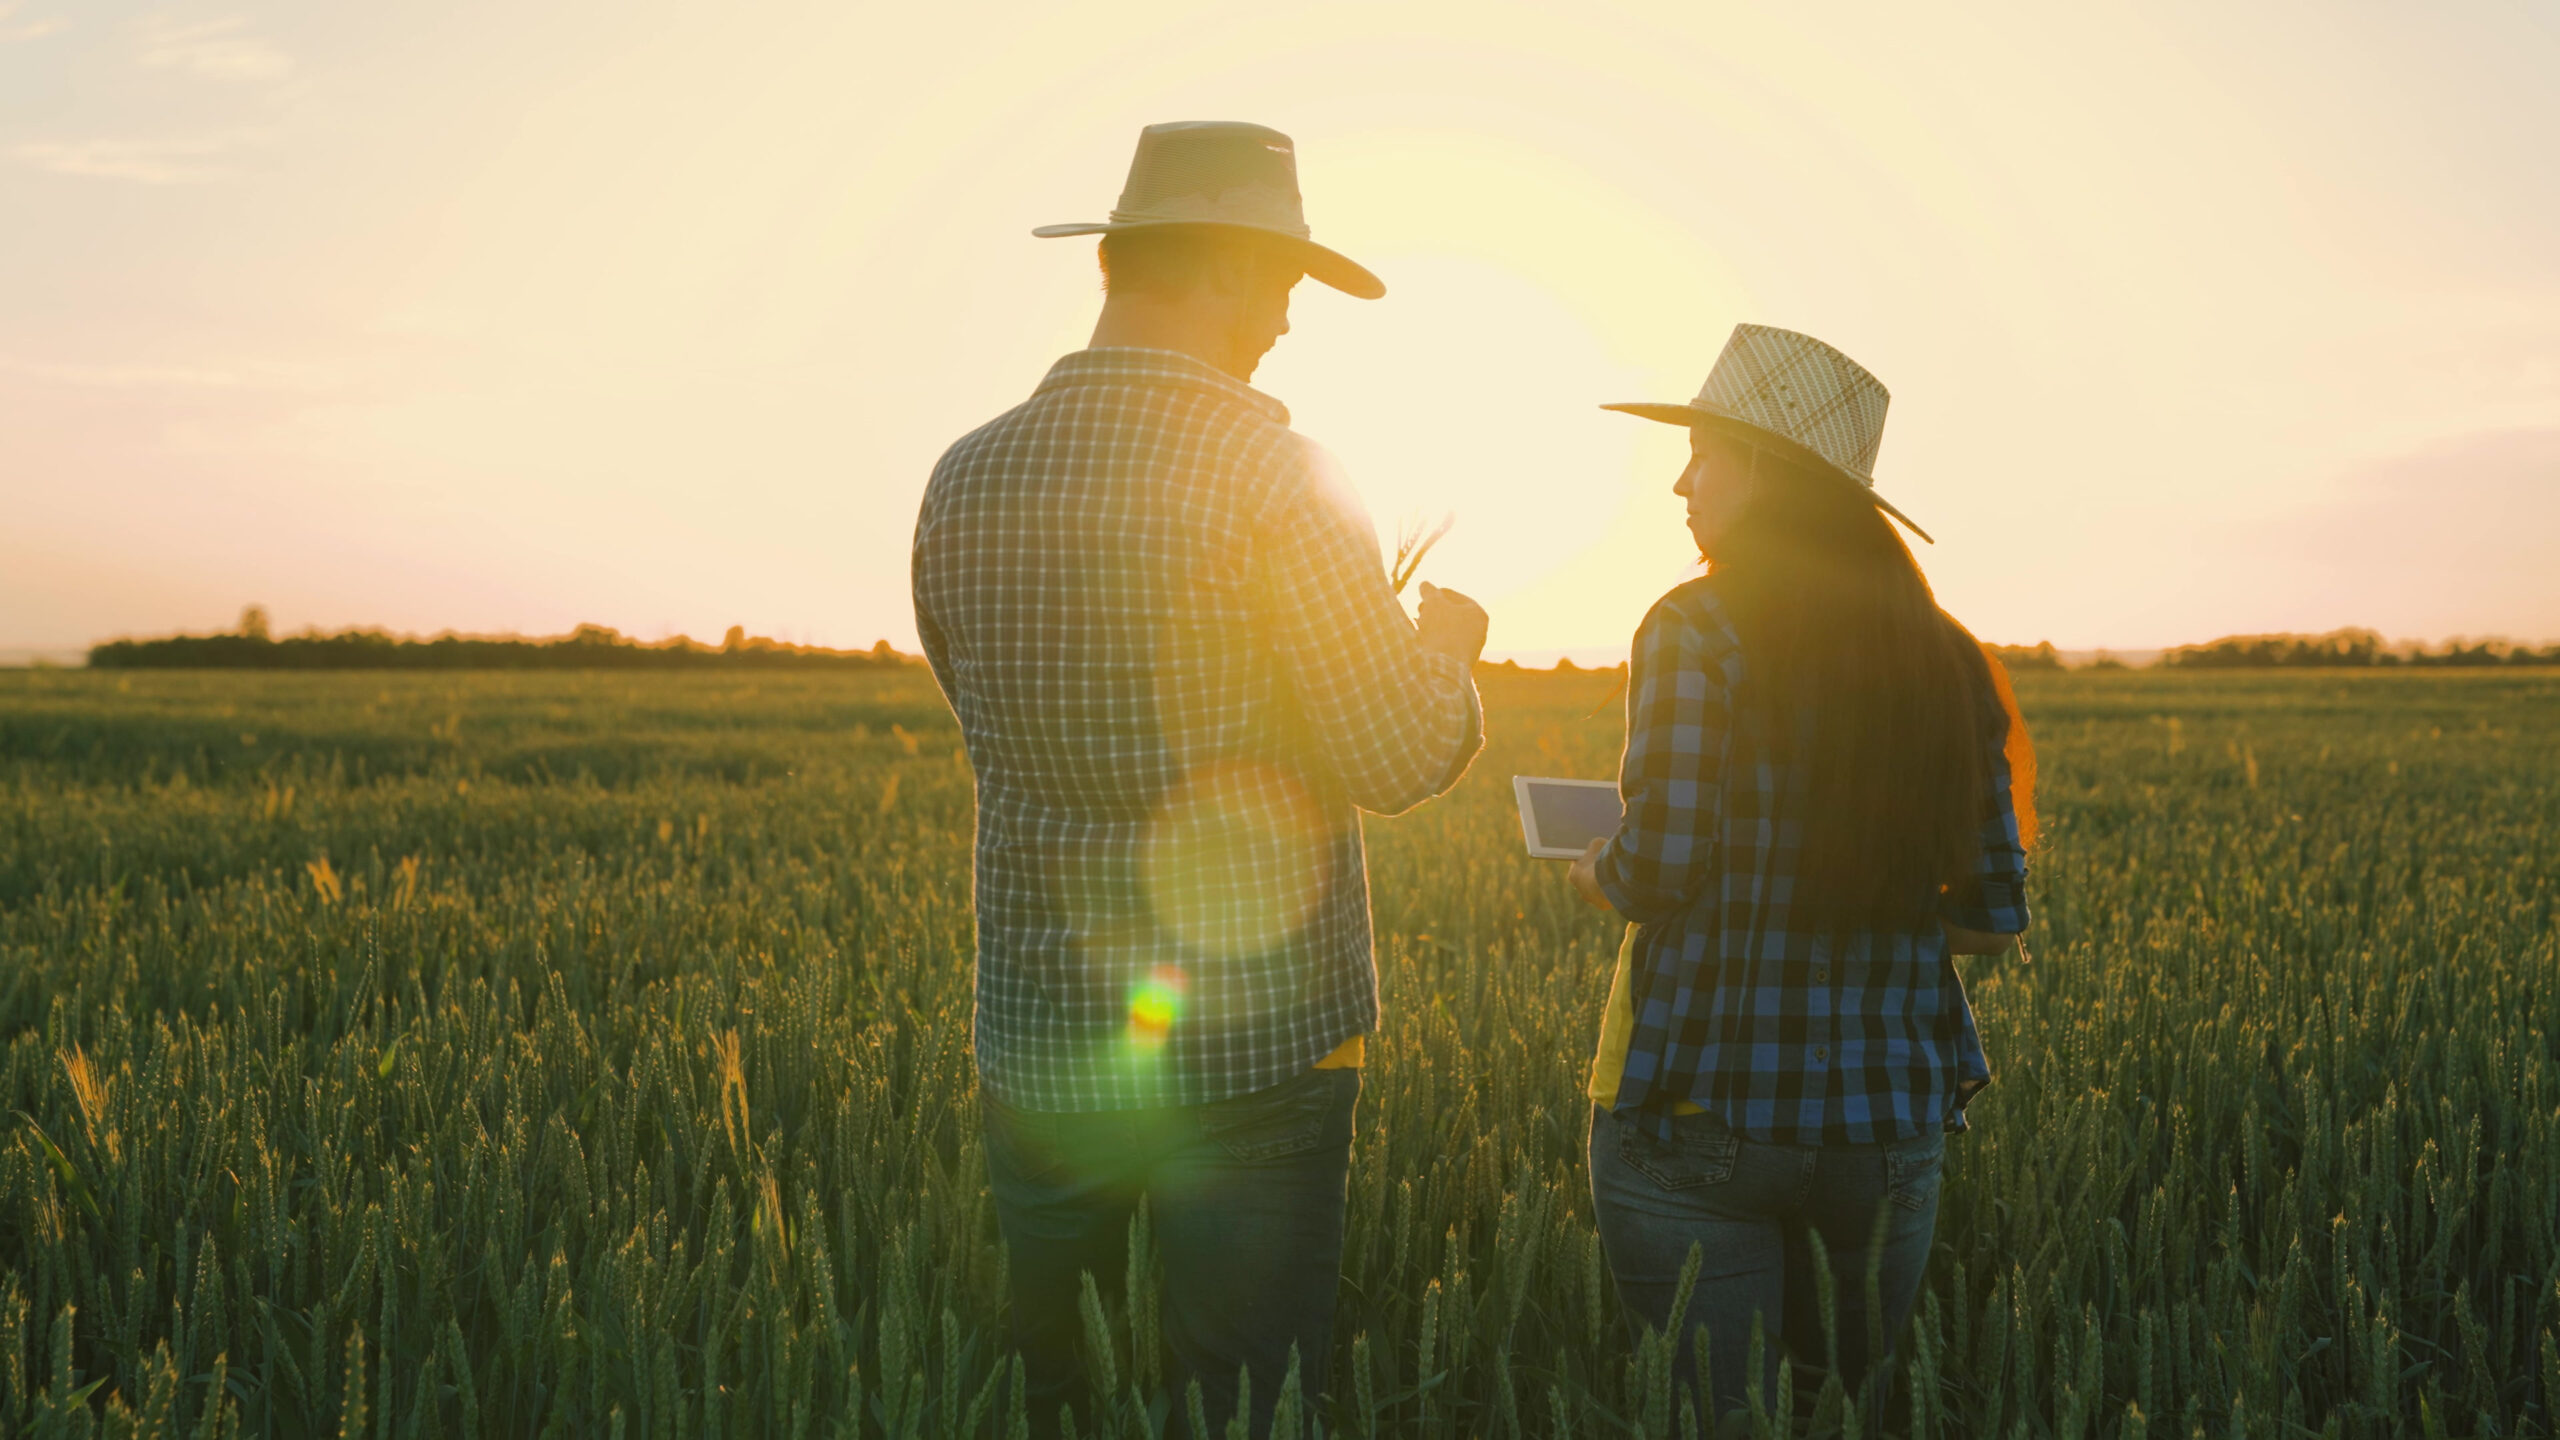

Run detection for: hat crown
[[1032, 120, 1383, 299], [1692, 324, 1890, 482], [1109, 120, 1311, 238]]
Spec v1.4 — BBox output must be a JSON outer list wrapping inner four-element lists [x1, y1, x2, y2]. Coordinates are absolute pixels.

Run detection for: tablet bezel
[[1512, 775, 1623, 860]]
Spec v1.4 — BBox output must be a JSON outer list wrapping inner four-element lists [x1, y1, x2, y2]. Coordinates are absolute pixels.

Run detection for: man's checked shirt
[[1594, 576, 2027, 1145], [913, 348, 1483, 1113]]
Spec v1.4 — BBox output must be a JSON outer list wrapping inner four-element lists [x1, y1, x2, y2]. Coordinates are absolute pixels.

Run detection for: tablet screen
[[1513, 777, 1624, 859]]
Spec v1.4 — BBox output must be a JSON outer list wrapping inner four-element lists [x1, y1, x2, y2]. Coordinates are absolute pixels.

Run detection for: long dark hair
[[1706, 436, 2004, 929]]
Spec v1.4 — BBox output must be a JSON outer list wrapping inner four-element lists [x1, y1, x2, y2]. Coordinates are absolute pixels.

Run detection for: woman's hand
[[1942, 921, 2020, 957], [1569, 839, 1611, 909]]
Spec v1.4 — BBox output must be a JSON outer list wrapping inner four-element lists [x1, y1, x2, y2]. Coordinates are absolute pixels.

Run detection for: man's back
[[914, 347, 1481, 1112]]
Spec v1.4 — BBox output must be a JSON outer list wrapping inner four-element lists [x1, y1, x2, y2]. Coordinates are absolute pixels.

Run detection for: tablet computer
[[1513, 776, 1624, 860]]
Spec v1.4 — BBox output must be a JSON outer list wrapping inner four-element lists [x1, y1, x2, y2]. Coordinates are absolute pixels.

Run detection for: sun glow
[[7, 5, 2555, 654], [1258, 129, 1747, 656]]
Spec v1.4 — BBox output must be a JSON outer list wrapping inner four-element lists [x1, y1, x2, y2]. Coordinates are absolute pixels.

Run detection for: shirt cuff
[[1421, 651, 1484, 796], [1593, 838, 1651, 922], [1938, 891, 2031, 934]]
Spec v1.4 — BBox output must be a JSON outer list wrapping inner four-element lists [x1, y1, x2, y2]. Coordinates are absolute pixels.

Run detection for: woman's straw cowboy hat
[[1035, 120, 1386, 300], [1606, 324, 1932, 543]]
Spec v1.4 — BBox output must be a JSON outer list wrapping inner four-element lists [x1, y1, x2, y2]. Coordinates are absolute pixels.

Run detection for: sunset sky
[[5, 1, 2555, 661]]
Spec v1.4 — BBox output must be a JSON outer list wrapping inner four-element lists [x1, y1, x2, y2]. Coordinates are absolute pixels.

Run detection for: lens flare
[[1139, 762, 1326, 959], [1126, 965, 1187, 1052]]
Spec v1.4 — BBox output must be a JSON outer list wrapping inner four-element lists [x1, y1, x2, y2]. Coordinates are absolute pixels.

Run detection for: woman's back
[[1591, 574, 2027, 1144]]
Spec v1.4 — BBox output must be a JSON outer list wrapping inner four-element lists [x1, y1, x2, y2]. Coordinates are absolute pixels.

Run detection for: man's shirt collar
[[1035, 347, 1291, 428]]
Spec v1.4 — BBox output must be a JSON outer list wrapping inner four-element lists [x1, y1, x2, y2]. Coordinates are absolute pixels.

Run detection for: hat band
[[1108, 184, 1312, 238]]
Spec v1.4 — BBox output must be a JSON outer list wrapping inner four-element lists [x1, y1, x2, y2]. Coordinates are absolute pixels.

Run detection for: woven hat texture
[[1034, 121, 1382, 299], [1604, 324, 1931, 541], [1691, 324, 1890, 480]]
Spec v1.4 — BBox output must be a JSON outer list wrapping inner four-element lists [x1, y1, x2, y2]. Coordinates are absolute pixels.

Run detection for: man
[[911, 120, 1488, 1435]]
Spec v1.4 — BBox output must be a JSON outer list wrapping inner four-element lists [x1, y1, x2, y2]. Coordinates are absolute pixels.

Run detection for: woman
[[1568, 324, 2033, 1424]]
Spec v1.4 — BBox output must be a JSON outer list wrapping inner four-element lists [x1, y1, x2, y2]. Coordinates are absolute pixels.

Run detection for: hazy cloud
[[132, 14, 289, 81], [2255, 427, 2560, 643], [0, 353, 330, 391], [0, 2, 63, 42], [11, 135, 239, 183], [13, 17, 297, 182], [3, 357, 254, 388]]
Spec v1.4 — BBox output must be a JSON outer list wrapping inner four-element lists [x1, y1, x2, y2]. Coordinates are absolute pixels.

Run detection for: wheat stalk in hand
[[1389, 511, 1455, 596]]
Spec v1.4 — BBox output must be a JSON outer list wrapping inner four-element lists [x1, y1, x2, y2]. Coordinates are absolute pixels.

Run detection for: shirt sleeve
[[1938, 683, 2032, 934], [1248, 445, 1483, 816], [1593, 595, 1728, 924], [914, 602, 958, 713], [910, 518, 961, 713]]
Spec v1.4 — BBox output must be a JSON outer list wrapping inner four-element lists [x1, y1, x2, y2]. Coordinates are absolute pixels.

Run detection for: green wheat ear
[[1390, 511, 1455, 596], [4, 664, 2553, 1434]]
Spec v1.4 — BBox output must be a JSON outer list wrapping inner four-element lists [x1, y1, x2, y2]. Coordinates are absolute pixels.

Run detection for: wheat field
[[3, 665, 2556, 1438]]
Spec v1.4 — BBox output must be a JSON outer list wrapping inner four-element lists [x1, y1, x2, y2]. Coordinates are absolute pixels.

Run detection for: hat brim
[[1033, 219, 1386, 301], [1601, 401, 1934, 545]]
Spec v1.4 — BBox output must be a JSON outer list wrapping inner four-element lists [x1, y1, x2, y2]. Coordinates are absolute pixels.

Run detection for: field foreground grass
[[3, 667, 2557, 1438]]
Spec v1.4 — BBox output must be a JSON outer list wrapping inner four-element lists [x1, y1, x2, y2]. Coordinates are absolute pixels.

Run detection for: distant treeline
[[90, 611, 915, 671], [75, 611, 2560, 673], [1984, 632, 2559, 671], [1988, 643, 2071, 671], [2163, 628, 2560, 669]]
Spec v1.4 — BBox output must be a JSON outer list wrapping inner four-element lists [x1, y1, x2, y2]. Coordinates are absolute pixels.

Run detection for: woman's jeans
[[1587, 1105, 1944, 1423]]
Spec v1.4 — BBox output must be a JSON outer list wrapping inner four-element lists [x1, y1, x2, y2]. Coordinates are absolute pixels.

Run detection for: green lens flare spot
[[1125, 966, 1187, 1051]]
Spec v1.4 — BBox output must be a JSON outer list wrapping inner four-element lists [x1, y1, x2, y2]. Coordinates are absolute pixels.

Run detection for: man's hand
[[1569, 838, 1611, 909], [1415, 581, 1489, 666]]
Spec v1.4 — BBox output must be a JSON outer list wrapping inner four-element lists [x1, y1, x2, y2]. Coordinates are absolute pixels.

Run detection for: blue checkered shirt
[[913, 348, 1484, 1113], [1595, 577, 2025, 1144]]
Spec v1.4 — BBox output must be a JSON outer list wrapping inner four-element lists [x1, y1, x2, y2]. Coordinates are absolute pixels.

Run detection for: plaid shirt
[[1595, 577, 2026, 1145], [913, 348, 1483, 1113]]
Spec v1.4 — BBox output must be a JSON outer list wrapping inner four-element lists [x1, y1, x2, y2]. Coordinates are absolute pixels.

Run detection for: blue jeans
[[1587, 1105, 1944, 1424], [983, 1067, 1360, 1437]]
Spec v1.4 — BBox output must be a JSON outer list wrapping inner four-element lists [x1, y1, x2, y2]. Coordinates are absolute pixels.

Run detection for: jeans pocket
[[1886, 1132, 1946, 1213], [983, 1096, 1073, 1188], [1616, 1112, 1740, 1191], [1199, 1067, 1355, 1163]]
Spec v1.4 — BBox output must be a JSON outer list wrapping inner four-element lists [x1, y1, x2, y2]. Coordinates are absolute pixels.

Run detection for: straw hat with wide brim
[[1034, 120, 1385, 300], [1605, 323, 1932, 543]]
